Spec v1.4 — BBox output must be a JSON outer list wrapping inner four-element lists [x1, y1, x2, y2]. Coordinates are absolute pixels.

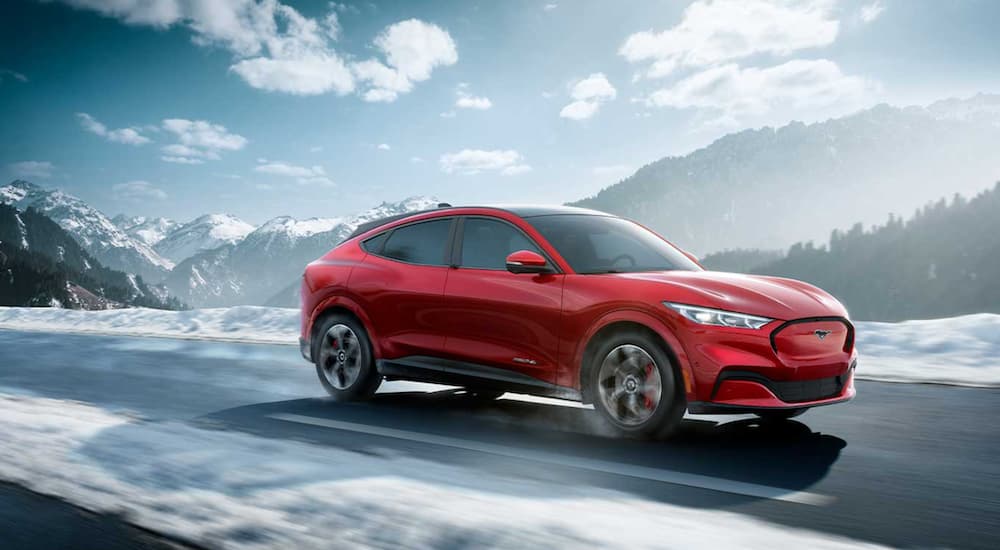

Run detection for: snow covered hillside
[[1, 180, 173, 279], [151, 213, 255, 263], [163, 196, 438, 308], [0, 306, 996, 387]]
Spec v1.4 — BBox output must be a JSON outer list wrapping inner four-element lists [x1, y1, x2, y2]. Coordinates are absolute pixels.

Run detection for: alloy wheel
[[596, 344, 663, 426], [318, 323, 364, 390]]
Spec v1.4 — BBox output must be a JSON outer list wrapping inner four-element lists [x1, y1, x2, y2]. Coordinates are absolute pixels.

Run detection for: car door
[[441, 216, 564, 385], [350, 217, 456, 359]]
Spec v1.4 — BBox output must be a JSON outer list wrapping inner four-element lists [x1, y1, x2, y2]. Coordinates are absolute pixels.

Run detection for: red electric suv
[[299, 205, 856, 438]]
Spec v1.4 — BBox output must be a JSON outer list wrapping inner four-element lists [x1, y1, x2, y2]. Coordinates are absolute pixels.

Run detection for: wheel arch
[[576, 311, 695, 404], [308, 295, 379, 360]]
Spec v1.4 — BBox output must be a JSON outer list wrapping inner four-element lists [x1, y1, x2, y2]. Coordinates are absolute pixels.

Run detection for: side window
[[361, 231, 388, 253], [380, 219, 453, 266], [460, 217, 542, 270]]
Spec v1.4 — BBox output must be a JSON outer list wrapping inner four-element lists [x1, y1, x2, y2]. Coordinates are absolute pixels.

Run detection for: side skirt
[[376, 356, 582, 402]]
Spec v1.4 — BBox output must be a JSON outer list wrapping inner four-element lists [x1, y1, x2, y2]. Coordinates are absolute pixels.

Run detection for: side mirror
[[505, 250, 552, 274]]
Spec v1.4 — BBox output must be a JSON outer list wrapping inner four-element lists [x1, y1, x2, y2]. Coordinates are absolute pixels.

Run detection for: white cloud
[[410, 156, 425, 163], [254, 161, 334, 186], [113, 180, 167, 201], [543, 3, 558, 11], [0, 68, 28, 83], [352, 19, 458, 103], [309, 146, 323, 153], [53, 3, 452, 100], [560, 73, 616, 120], [231, 54, 354, 96], [8, 161, 54, 179], [76, 113, 151, 145], [55, 0, 183, 27], [440, 149, 531, 176], [376, 143, 391, 151], [160, 118, 247, 164], [439, 110, 457, 118], [860, 1, 885, 23], [455, 84, 492, 110], [620, 0, 839, 79], [162, 156, 204, 165], [645, 59, 874, 119]]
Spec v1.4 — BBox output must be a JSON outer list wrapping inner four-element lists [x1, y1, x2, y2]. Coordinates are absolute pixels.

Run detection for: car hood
[[622, 270, 848, 321]]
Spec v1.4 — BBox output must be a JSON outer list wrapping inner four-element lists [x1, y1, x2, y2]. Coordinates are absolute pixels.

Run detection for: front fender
[[573, 308, 696, 403]]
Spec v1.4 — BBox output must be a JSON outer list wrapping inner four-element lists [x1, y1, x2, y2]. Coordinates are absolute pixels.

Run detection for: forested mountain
[[700, 248, 785, 274], [740, 183, 1000, 321], [1, 180, 173, 280], [571, 95, 1000, 255], [0, 204, 182, 309]]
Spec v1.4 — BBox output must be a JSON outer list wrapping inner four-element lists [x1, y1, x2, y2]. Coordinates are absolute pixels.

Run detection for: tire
[[589, 330, 685, 439], [313, 313, 382, 401], [754, 408, 807, 421]]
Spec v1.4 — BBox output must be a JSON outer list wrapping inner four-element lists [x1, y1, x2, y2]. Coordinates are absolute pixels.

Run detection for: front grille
[[769, 376, 844, 403]]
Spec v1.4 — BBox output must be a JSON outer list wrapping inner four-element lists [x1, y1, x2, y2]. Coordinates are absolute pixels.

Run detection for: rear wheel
[[313, 314, 382, 400], [754, 408, 807, 421], [590, 331, 685, 439]]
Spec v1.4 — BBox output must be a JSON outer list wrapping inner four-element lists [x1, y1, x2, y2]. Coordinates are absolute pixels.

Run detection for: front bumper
[[688, 361, 856, 414], [680, 316, 857, 414], [299, 337, 312, 362]]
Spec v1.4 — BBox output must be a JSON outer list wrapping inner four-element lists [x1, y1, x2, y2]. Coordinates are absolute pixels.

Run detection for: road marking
[[268, 413, 834, 506]]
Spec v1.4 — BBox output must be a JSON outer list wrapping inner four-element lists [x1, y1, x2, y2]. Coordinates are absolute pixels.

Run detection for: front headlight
[[663, 302, 773, 330]]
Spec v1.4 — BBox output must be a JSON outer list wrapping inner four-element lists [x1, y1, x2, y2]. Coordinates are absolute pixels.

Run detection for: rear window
[[379, 218, 453, 266]]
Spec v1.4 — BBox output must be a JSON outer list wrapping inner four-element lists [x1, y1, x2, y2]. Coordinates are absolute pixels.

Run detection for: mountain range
[[5, 93, 999, 316], [0, 203, 180, 309], [571, 94, 1000, 255]]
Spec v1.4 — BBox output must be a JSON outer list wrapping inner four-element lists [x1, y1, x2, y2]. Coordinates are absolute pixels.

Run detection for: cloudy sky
[[1, 0, 998, 223]]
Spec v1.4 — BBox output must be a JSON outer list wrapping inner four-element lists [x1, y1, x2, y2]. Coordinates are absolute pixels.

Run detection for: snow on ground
[[853, 314, 1000, 387], [0, 306, 297, 345], [0, 391, 885, 550], [0, 306, 998, 387]]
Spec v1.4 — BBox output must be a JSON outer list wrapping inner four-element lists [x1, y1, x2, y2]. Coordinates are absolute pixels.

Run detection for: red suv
[[299, 205, 856, 438]]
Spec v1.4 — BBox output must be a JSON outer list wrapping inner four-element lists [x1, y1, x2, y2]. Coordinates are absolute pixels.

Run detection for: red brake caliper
[[643, 363, 655, 409]]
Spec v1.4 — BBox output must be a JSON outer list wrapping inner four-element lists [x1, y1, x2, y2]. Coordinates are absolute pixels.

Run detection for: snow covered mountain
[[571, 95, 1000, 255], [164, 196, 438, 307], [1, 180, 174, 280], [151, 213, 254, 264], [111, 215, 178, 247]]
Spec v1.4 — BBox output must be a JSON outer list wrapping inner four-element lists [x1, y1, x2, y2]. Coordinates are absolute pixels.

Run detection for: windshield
[[527, 214, 702, 274]]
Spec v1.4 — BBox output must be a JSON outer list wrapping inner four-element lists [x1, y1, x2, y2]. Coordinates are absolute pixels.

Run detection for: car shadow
[[184, 388, 847, 507]]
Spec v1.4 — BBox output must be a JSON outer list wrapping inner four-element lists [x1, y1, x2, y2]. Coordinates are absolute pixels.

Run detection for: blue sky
[[2, 0, 998, 224]]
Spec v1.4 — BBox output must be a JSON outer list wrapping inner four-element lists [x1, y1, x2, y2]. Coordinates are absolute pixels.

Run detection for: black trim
[[299, 337, 312, 362], [769, 316, 854, 353], [709, 361, 856, 403], [376, 355, 581, 401]]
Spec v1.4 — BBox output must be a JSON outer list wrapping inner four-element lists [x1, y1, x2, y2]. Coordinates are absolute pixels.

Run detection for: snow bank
[[0, 391, 885, 549], [1, 306, 998, 387], [0, 306, 298, 345], [854, 314, 1000, 387]]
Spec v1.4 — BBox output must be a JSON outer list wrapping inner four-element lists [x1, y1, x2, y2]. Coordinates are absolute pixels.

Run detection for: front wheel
[[590, 331, 685, 439], [313, 314, 382, 401]]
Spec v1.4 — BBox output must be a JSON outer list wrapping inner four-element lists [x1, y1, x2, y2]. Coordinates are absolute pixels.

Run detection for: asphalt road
[[0, 329, 997, 549]]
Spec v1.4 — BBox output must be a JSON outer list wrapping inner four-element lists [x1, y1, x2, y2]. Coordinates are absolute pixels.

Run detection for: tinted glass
[[380, 219, 452, 265], [361, 231, 388, 253], [527, 215, 701, 274], [460, 218, 542, 270]]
